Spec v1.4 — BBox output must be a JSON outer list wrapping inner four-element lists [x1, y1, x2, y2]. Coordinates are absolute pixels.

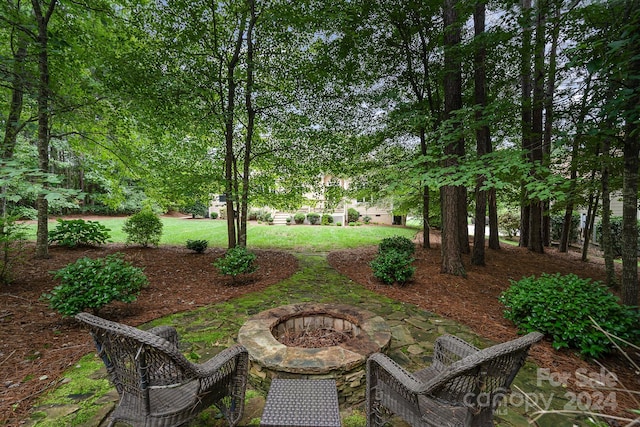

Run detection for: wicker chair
[[366, 332, 543, 427], [76, 312, 248, 427]]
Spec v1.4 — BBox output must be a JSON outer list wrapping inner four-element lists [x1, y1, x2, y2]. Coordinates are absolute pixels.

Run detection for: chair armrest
[[432, 335, 479, 367], [148, 325, 179, 347], [193, 344, 248, 378], [367, 352, 428, 395]]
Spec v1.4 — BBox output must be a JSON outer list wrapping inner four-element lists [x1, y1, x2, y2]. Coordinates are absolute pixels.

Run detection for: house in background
[[209, 175, 402, 225]]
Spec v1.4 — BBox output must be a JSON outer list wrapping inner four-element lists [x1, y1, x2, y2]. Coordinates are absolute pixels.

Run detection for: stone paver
[[27, 254, 591, 427]]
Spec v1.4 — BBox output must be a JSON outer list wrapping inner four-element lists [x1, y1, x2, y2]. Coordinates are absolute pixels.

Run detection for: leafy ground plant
[[214, 246, 258, 282], [500, 273, 640, 358], [42, 253, 148, 316], [186, 239, 208, 253], [48, 218, 110, 247]]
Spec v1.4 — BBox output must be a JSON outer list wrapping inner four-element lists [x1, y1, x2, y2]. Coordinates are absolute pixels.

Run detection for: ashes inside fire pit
[[237, 303, 392, 405]]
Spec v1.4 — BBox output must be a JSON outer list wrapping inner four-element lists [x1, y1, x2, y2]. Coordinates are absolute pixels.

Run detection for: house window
[[218, 194, 226, 203]]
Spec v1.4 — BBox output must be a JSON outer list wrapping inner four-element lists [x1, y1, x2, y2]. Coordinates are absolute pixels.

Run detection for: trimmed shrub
[[379, 235, 415, 255], [42, 254, 148, 316], [347, 208, 360, 223], [123, 208, 163, 247], [48, 219, 110, 248], [214, 246, 258, 280], [186, 239, 208, 253], [370, 249, 416, 285], [307, 212, 321, 225], [363, 215, 371, 224], [294, 213, 306, 224], [499, 273, 640, 358], [321, 214, 334, 225], [210, 211, 219, 219]]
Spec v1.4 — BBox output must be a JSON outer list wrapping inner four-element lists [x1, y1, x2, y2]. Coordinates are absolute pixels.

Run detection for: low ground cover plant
[[43, 254, 148, 316], [214, 246, 258, 281], [186, 239, 208, 253], [500, 273, 640, 358], [123, 207, 163, 247], [48, 218, 110, 248]]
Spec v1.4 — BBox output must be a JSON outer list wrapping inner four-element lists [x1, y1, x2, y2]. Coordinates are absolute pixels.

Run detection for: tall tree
[[31, 0, 57, 259], [441, 0, 465, 275], [471, 0, 491, 266]]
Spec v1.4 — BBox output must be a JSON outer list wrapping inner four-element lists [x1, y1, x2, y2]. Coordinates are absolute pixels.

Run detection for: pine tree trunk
[[441, 0, 465, 276], [472, 0, 488, 266], [519, 0, 532, 249]]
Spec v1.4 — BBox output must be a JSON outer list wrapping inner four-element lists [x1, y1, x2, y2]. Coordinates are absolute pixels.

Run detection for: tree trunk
[[527, 0, 546, 254], [2, 37, 27, 160], [223, 10, 248, 249], [519, 0, 533, 249], [488, 188, 500, 249], [421, 129, 431, 249], [620, 0, 640, 306], [621, 122, 639, 306], [32, 0, 57, 259], [560, 75, 592, 252], [441, 0, 465, 276], [581, 191, 599, 262], [239, 0, 256, 248], [472, 0, 488, 266], [600, 137, 617, 288]]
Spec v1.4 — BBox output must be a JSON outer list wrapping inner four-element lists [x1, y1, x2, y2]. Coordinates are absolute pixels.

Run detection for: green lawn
[[30, 217, 419, 251]]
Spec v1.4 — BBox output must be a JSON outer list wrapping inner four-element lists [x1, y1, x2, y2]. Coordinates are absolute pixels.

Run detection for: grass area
[[28, 217, 419, 251]]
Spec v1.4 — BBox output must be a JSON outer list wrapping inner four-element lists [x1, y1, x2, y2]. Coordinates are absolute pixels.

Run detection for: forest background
[[1, 0, 639, 305]]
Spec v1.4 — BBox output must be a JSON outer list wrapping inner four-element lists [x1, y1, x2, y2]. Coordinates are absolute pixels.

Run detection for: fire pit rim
[[237, 302, 391, 374]]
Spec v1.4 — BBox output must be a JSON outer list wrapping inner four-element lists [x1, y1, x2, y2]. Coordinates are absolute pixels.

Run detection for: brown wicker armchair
[[76, 312, 248, 427], [366, 332, 543, 427]]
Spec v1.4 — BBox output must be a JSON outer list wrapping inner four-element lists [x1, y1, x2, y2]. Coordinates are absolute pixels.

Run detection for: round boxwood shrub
[[321, 214, 334, 225], [370, 249, 416, 286], [499, 273, 640, 358], [307, 212, 321, 225], [294, 213, 306, 224], [214, 246, 258, 281], [42, 253, 148, 316], [347, 208, 360, 223], [123, 207, 163, 247], [378, 235, 415, 256]]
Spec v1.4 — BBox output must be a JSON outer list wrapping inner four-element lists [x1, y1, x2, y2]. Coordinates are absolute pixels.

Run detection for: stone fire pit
[[237, 303, 391, 405]]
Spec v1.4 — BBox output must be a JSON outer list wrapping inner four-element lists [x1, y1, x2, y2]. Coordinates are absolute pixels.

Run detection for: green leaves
[[122, 208, 163, 247], [500, 273, 640, 358], [369, 235, 417, 286], [48, 219, 111, 248], [43, 254, 148, 316], [214, 246, 258, 280]]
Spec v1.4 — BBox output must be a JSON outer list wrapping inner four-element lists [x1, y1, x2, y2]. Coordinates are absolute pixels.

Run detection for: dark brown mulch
[[1, 226, 639, 425]]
